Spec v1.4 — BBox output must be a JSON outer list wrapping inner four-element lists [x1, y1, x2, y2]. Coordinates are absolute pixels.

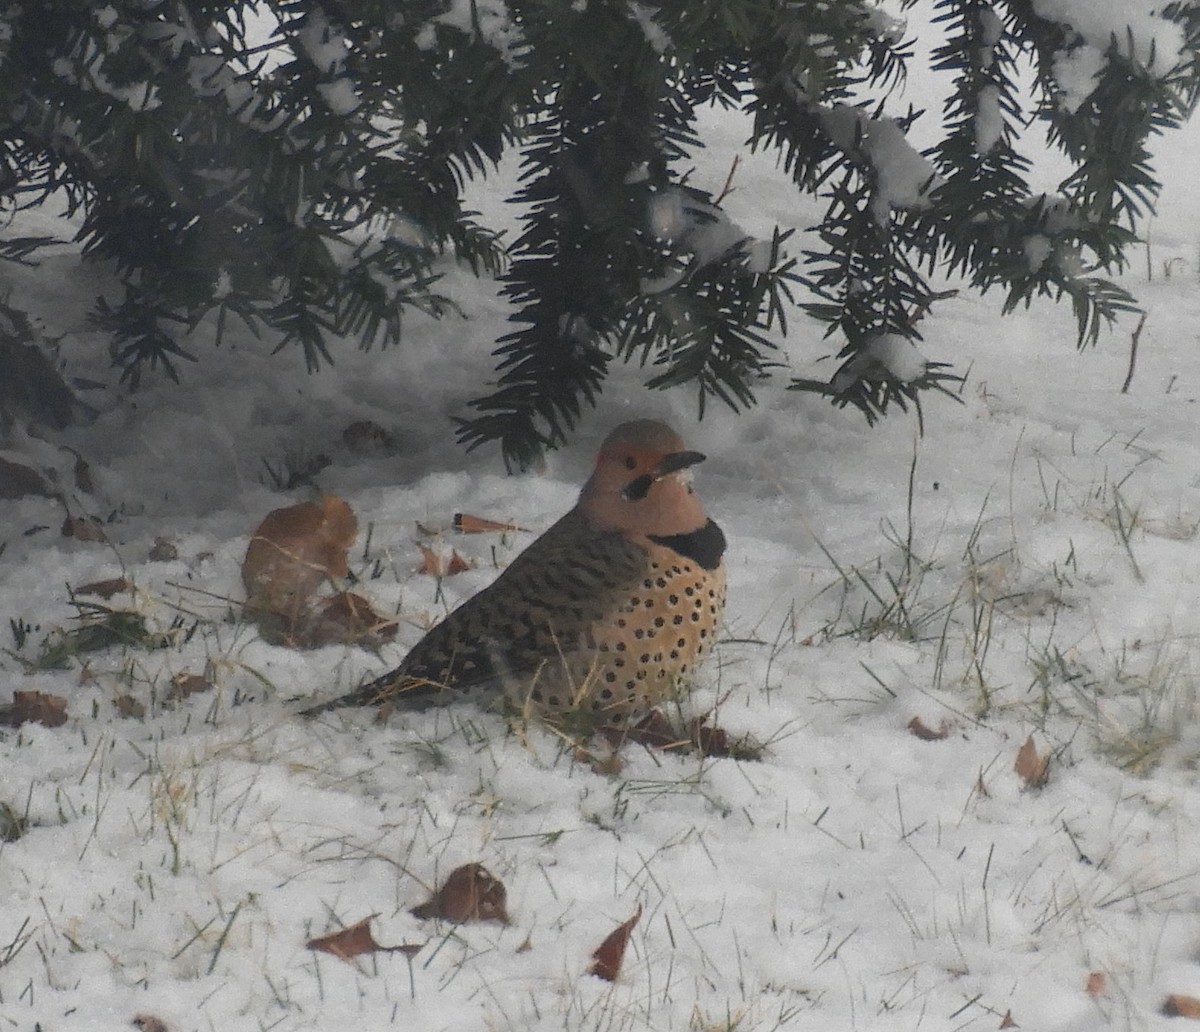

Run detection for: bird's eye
[[624, 456, 637, 470]]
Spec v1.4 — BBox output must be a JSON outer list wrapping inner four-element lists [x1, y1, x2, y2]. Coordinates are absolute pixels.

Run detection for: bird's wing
[[397, 512, 646, 694], [300, 512, 647, 713]]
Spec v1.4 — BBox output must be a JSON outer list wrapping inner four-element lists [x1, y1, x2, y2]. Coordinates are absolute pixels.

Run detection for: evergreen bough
[[1, 1, 1197, 466]]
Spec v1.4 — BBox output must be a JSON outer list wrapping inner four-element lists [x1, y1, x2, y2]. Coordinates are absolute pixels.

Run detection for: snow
[[818, 103, 942, 221], [316, 79, 361, 116], [643, 186, 762, 289], [418, 0, 524, 64], [974, 83, 1004, 154], [830, 333, 929, 391], [7, 19, 1200, 1032], [1031, 0, 1189, 111], [629, 2, 671, 55]]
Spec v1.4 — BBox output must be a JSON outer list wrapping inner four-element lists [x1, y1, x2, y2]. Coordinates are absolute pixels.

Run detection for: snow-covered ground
[[6, 21, 1200, 1032]]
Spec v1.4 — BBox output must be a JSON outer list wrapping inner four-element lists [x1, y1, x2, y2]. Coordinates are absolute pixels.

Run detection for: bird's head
[[578, 419, 709, 537]]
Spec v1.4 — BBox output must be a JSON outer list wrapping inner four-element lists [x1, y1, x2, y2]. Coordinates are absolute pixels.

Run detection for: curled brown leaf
[[589, 904, 642, 982], [411, 863, 509, 924]]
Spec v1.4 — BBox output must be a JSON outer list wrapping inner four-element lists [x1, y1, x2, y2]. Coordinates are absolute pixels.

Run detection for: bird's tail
[[298, 671, 460, 716]]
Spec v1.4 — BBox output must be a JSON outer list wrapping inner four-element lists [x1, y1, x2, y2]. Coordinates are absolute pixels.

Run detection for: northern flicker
[[301, 419, 726, 729]]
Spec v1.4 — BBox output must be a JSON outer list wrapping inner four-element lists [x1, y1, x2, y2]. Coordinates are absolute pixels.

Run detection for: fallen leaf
[[589, 904, 642, 982], [76, 577, 132, 599], [169, 673, 214, 700], [1162, 995, 1200, 1018], [0, 456, 53, 499], [306, 915, 419, 963], [0, 690, 68, 728], [908, 716, 948, 741], [305, 591, 399, 648], [148, 537, 178, 562], [417, 544, 470, 578], [999, 1009, 1017, 1028], [417, 543, 441, 576], [618, 709, 737, 757], [62, 515, 106, 542], [1014, 734, 1050, 789], [453, 512, 529, 534], [114, 694, 146, 719], [242, 495, 357, 621], [1086, 972, 1107, 998], [690, 716, 731, 757], [131, 1015, 169, 1032], [411, 863, 509, 924], [621, 708, 682, 749]]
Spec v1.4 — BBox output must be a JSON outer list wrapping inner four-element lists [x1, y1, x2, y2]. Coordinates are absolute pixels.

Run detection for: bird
[[300, 419, 726, 730]]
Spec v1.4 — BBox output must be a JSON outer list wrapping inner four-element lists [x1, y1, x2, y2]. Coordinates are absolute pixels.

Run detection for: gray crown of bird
[[302, 419, 726, 728]]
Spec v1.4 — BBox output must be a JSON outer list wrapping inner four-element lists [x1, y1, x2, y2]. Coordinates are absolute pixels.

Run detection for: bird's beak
[[652, 450, 706, 477], [621, 450, 706, 501]]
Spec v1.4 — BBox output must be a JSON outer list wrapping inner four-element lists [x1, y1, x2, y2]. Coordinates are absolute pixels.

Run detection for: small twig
[[714, 155, 740, 205], [1121, 312, 1147, 393]]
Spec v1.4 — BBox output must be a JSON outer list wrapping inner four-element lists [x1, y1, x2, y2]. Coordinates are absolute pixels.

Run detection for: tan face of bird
[[577, 419, 710, 538]]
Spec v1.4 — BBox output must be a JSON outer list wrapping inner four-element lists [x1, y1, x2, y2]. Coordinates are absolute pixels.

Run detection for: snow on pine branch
[[817, 103, 944, 222], [1031, 0, 1190, 111]]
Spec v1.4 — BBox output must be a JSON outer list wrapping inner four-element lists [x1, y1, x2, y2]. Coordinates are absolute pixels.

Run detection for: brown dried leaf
[[148, 537, 179, 562], [1162, 995, 1200, 1018], [589, 904, 642, 982], [242, 495, 357, 619], [618, 710, 734, 756], [1086, 972, 1107, 998], [304, 591, 399, 648], [131, 1015, 169, 1032], [169, 673, 214, 700], [417, 544, 471, 578], [689, 716, 731, 757], [411, 863, 509, 924], [908, 716, 948, 741], [307, 916, 379, 960], [0, 691, 68, 728], [620, 708, 683, 749], [0, 456, 53, 499], [62, 515, 106, 542], [306, 915, 418, 963], [76, 576, 132, 600], [453, 512, 529, 534], [998, 1009, 1017, 1029], [417, 543, 442, 576], [1014, 735, 1050, 789], [114, 694, 146, 719]]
